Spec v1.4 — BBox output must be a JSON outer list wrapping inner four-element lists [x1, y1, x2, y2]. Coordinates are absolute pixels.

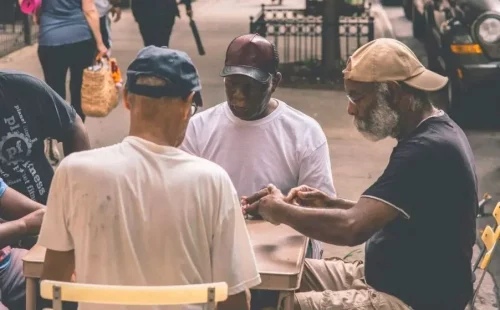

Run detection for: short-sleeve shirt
[[38, 136, 261, 310], [0, 70, 77, 204], [181, 101, 336, 198], [362, 112, 477, 309], [39, 0, 92, 46]]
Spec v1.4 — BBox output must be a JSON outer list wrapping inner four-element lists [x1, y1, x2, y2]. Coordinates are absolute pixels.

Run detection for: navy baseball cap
[[126, 46, 203, 106]]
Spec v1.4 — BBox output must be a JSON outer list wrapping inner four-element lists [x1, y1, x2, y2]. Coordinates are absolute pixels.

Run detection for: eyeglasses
[[346, 94, 364, 105], [191, 103, 199, 116]]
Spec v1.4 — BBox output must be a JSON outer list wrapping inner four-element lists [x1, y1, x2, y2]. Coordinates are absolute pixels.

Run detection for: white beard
[[354, 83, 400, 141]]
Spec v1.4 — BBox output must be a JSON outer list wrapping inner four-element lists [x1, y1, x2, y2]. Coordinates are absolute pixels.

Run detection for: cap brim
[[403, 69, 449, 92], [220, 65, 271, 83]]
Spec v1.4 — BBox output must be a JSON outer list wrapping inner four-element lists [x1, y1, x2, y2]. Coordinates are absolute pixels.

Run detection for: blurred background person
[[131, 0, 193, 47], [95, 0, 122, 51]]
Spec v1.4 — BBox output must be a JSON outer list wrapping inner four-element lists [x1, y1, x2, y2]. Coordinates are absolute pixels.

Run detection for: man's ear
[[271, 72, 282, 92], [181, 92, 195, 119], [123, 89, 131, 110], [386, 81, 403, 110]]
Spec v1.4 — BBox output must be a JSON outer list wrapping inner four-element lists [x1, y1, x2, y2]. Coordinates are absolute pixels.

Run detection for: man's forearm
[[0, 187, 44, 220], [326, 197, 356, 209], [278, 202, 357, 246], [0, 219, 28, 249]]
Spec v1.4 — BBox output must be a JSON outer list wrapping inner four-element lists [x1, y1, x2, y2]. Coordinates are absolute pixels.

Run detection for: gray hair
[[375, 82, 431, 112], [135, 76, 167, 86]]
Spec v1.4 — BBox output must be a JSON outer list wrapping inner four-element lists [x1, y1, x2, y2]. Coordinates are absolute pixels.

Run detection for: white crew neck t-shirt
[[181, 100, 336, 199], [38, 136, 261, 310], [181, 101, 336, 258]]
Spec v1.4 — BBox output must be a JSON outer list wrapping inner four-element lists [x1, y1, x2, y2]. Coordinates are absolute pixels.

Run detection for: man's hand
[[21, 209, 45, 235], [242, 184, 286, 225], [110, 6, 121, 22], [286, 185, 332, 208]]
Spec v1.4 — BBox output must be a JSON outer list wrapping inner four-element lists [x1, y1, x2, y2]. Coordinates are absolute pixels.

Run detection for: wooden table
[[22, 221, 308, 310], [245, 219, 309, 309], [22, 244, 46, 310]]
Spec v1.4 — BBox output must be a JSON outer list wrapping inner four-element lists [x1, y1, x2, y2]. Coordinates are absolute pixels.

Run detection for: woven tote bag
[[81, 57, 119, 117]]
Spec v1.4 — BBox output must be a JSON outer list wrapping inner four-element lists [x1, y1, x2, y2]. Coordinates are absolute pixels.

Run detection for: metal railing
[[249, 4, 374, 65], [0, 1, 38, 58]]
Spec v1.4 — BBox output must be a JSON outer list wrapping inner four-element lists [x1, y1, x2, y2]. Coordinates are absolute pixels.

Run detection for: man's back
[[39, 136, 261, 309]]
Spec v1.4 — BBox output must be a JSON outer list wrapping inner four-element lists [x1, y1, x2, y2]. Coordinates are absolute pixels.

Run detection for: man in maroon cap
[[181, 33, 336, 308]]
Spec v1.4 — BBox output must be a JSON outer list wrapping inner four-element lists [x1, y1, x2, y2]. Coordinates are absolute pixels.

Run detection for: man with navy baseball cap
[[38, 46, 261, 310]]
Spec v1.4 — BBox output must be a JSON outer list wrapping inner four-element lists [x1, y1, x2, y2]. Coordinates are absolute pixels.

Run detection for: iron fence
[[0, 0, 38, 58], [249, 4, 374, 65]]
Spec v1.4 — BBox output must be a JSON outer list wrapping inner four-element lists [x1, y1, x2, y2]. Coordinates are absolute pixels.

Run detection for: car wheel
[[403, 0, 412, 20], [412, 5, 425, 39]]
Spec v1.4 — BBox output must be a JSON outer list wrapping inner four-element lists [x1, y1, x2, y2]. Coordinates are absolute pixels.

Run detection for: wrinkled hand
[[110, 6, 121, 22], [286, 185, 331, 208], [242, 184, 285, 225], [21, 209, 45, 235]]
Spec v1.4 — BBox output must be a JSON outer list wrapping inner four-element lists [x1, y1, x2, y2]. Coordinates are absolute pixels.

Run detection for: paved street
[[0, 0, 498, 307]]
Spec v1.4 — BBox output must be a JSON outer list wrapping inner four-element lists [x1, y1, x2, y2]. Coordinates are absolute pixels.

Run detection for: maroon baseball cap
[[220, 34, 276, 83]]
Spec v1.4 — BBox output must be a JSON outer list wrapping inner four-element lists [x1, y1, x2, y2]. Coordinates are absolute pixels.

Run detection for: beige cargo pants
[[293, 258, 411, 310]]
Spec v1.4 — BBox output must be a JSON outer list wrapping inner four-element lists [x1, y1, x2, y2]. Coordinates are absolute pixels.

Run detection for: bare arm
[[277, 197, 399, 246], [82, 0, 106, 55], [42, 249, 75, 281], [0, 187, 44, 220], [62, 114, 91, 156], [0, 185, 45, 248], [0, 220, 31, 248], [217, 289, 250, 310], [245, 186, 400, 247]]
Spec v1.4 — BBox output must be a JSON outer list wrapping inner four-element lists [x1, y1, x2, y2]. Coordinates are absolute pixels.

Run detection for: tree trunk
[[322, 0, 342, 77]]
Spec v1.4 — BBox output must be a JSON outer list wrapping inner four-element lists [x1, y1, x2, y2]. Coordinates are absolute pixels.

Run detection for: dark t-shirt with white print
[[362, 112, 477, 310], [0, 70, 76, 204]]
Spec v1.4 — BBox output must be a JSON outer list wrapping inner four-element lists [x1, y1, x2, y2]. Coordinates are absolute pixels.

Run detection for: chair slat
[[40, 281, 228, 305]]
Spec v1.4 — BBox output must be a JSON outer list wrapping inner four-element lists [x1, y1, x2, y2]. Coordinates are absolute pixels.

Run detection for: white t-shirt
[[181, 100, 336, 199], [38, 136, 261, 310], [180, 101, 336, 258], [94, 0, 110, 17]]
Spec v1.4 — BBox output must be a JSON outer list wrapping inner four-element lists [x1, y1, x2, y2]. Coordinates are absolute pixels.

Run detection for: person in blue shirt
[[0, 178, 45, 309], [36, 0, 108, 123]]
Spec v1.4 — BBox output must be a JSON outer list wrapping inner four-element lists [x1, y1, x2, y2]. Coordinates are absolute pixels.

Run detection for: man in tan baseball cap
[[342, 37, 449, 141], [242, 38, 478, 310]]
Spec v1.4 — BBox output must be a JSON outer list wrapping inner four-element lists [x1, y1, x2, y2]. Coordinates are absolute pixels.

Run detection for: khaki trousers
[[294, 258, 411, 310]]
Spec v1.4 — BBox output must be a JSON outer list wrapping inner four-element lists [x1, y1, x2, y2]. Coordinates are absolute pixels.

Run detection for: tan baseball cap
[[343, 38, 448, 91]]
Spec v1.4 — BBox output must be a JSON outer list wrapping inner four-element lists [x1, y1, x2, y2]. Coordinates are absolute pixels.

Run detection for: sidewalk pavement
[[0, 1, 496, 308]]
